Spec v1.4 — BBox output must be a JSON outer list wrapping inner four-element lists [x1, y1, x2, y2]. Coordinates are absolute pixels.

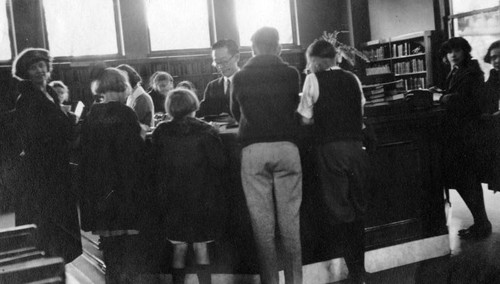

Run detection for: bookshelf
[[360, 30, 440, 107]]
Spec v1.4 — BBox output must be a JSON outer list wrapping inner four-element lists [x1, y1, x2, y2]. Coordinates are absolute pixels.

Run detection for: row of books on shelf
[[403, 77, 426, 90], [394, 59, 425, 75], [391, 42, 423, 57], [363, 46, 387, 61], [366, 64, 391, 76]]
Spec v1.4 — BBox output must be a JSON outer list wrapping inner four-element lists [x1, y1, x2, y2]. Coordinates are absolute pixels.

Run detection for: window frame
[[41, 0, 125, 62], [234, 0, 300, 51], [447, 4, 500, 37], [146, 0, 216, 57], [0, 0, 17, 63]]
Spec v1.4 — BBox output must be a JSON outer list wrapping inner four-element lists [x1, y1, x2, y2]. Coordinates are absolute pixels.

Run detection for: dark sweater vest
[[314, 69, 363, 143]]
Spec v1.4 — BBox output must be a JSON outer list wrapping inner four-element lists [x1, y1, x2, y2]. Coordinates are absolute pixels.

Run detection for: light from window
[[452, 8, 500, 78], [235, 0, 293, 46], [43, 0, 118, 57], [147, 0, 211, 51], [452, 0, 499, 14], [0, 0, 11, 61]]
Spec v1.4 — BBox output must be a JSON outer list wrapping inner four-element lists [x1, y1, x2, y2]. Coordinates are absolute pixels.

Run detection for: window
[[449, 0, 500, 78], [43, 0, 119, 57], [451, 0, 498, 14], [235, 0, 295, 47], [147, 0, 211, 51], [0, 0, 12, 61]]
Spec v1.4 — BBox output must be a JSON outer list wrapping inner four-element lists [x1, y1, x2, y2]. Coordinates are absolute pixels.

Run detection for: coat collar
[[18, 80, 61, 107], [243, 54, 288, 69], [447, 59, 483, 90]]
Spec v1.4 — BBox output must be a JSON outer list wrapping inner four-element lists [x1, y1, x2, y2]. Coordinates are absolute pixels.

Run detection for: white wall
[[368, 0, 435, 40]]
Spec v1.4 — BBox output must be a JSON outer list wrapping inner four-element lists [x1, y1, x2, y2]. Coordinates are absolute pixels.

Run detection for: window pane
[[452, 0, 498, 14], [43, 0, 118, 57], [453, 10, 500, 79], [235, 0, 293, 46], [0, 0, 12, 61], [147, 0, 211, 51]]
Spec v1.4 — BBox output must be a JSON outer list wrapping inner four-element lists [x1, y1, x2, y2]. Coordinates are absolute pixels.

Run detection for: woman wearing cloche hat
[[12, 48, 82, 263]]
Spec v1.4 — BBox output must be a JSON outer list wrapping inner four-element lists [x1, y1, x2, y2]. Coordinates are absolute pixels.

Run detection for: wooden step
[[0, 257, 65, 284], [0, 250, 44, 266], [0, 224, 37, 255]]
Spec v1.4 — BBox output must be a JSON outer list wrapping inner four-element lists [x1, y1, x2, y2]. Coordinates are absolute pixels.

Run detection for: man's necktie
[[225, 79, 231, 97]]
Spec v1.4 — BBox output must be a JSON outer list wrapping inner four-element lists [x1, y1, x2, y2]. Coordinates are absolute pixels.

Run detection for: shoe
[[459, 222, 492, 239], [458, 224, 476, 236]]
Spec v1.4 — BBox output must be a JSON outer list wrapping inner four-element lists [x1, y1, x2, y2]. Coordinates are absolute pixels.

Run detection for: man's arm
[[133, 95, 153, 127], [196, 82, 212, 118], [231, 75, 241, 122]]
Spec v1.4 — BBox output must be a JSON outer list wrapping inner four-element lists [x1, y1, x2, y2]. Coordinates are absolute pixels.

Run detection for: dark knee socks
[[196, 264, 212, 284], [342, 221, 366, 277], [172, 268, 186, 284], [457, 181, 489, 225]]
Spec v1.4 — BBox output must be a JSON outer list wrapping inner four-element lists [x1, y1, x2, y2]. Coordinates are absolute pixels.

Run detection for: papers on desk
[[73, 101, 85, 121]]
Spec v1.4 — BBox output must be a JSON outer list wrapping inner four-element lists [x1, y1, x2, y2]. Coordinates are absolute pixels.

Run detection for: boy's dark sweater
[[231, 54, 300, 147]]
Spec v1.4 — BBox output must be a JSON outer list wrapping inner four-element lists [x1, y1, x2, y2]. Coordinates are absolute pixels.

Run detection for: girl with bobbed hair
[[434, 37, 492, 239], [12, 47, 82, 263], [148, 71, 174, 113], [152, 88, 227, 284], [80, 67, 156, 283], [117, 64, 155, 129], [483, 40, 500, 114]]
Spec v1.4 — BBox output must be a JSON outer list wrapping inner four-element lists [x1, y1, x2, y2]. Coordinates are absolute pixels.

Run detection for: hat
[[12, 48, 52, 80]]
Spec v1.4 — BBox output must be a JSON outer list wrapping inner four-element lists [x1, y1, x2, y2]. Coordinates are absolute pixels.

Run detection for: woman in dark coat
[[12, 48, 82, 263], [477, 40, 500, 192], [437, 37, 492, 239], [152, 88, 227, 284], [79, 67, 155, 283]]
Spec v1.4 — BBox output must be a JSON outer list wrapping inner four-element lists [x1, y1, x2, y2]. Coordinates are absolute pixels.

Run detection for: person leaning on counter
[[297, 39, 369, 284], [231, 27, 303, 284]]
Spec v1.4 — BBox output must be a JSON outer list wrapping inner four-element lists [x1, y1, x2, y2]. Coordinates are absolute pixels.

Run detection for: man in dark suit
[[197, 39, 240, 118]]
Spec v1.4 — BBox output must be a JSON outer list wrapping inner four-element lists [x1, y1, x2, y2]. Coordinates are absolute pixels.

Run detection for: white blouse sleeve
[[297, 73, 320, 119]]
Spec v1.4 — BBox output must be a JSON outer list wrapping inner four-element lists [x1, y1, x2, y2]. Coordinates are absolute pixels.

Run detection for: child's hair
[[165, 88, 200, 119], [49, 80, 68, 92], [176, 80, 196, 91], [49, 80, 70, 102], [150, 71, 174, 90], [307, 40, 337, 59], [91, 67, 130, 95], [117, 64, 142, 88], [439, 37, 472, 64], [484, 40, 500, 64]]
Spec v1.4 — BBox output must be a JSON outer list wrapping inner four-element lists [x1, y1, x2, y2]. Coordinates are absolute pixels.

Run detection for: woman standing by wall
[[12, 48, 82, 263]]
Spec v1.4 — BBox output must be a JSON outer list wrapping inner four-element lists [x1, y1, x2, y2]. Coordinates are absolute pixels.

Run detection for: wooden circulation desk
[[211, 105, 449, 276]]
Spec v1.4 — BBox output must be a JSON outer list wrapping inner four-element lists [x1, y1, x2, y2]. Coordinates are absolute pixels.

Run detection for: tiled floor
[[334, 185, 500, 284], [2, 186, 500, 283]]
